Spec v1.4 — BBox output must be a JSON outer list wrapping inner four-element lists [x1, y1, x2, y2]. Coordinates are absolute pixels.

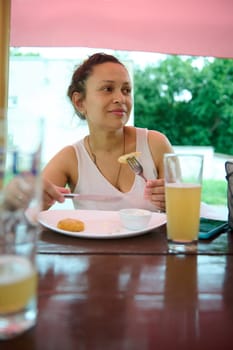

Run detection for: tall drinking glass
[[164, 153, 203, 253], [0, 117, 43, 339]]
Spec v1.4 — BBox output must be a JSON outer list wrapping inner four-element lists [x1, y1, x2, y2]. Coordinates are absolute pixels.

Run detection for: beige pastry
[[118, 151, 141, 164], [57, 218, 85, 232]]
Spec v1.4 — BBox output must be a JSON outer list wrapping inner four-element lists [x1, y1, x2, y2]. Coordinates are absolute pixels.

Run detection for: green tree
[[190, 59, 233, 153], [134, 56, 233, 154]]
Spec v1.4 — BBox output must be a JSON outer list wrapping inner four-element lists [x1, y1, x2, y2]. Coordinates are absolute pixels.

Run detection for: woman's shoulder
[[125, 125, 146, 137], [126, 125, 167, 137], [148, 129, 173, 153], [128, 126, 168, 142], [148, 129, 168, 140], [59, 138, 85, 154], [49, 145, 77, 164], [59, 144, 77, 154]]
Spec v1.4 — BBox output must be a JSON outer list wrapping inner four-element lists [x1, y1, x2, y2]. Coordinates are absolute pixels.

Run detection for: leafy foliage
[[202, 180, 227, 205], [134, 56, 233, 154]]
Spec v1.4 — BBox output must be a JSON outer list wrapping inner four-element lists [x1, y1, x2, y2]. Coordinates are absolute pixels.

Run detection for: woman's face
[[81, 62, 132, 130]]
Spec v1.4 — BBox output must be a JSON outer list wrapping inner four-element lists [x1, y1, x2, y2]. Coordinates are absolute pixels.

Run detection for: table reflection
[[156, 255, 199, 347], [2, 231, 233, 349]]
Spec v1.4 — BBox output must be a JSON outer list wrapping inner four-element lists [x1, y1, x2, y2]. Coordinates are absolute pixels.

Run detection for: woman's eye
[[103, 86, 113, 92], [123, 87, 131, 95]]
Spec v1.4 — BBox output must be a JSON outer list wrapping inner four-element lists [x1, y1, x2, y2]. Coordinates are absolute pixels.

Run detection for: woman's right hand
[[42, 178, 70, 209]]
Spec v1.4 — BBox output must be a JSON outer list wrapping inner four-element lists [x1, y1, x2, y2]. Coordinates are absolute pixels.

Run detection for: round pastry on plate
[[57, 218, 85, 232]]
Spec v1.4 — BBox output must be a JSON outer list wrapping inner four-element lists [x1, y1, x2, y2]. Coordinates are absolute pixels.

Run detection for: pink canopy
[[10, 0, 233, 58]]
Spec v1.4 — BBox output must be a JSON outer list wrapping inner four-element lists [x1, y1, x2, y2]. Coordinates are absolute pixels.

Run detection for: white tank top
[[72, 127, 157, 211]]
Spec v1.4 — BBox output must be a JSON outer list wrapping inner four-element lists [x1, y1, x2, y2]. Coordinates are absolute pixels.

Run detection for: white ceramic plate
[[38, 209, 167, 239]]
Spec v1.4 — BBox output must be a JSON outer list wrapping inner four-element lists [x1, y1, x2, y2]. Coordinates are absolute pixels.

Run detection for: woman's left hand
[[144, 179, 165, 212]]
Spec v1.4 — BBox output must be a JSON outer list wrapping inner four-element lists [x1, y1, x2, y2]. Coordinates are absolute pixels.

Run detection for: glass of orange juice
[[164, 153, 203, 253], [0, 117, 43, 339]]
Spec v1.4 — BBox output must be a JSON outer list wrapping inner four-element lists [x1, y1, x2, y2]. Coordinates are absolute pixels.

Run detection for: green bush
[[202, 179, 227, 205]]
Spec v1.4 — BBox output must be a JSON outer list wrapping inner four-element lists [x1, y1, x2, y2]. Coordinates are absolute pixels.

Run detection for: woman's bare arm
[[42, 146, 78, 209]]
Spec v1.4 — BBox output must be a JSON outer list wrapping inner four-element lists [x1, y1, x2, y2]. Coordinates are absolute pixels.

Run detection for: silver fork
[[126, 156, 147, 182], [127, 156, 164, 213]]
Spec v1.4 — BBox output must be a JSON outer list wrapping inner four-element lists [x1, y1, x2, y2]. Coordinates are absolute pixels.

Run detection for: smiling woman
[[41, 52, 173, 212]]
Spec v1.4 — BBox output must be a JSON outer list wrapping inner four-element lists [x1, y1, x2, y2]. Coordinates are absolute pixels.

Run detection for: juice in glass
[[165, 183, 202, 242], [0, 255, 37, 314]]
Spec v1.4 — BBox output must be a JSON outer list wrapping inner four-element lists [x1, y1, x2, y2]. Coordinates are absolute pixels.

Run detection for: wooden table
[[2, 223, 233, 350]]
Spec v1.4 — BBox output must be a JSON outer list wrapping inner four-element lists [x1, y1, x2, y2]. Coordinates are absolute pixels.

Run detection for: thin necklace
[[87, 130, 125, 190]]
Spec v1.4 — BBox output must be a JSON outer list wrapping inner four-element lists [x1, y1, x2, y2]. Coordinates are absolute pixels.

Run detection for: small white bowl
[[119, 208, 152, 230]]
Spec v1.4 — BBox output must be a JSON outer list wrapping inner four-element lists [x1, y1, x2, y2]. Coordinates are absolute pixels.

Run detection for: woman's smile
[[108, 108, 127, 117]]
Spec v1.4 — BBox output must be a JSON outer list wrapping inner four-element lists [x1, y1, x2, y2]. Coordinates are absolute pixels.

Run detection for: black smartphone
[[198, 218, 228, 240]]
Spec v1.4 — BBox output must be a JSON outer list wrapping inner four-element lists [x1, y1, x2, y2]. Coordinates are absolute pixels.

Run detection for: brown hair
[[67, 52, 125, 120]]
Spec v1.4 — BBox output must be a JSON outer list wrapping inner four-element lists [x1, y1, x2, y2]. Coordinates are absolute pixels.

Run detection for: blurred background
[[8, 47, 232, 207]]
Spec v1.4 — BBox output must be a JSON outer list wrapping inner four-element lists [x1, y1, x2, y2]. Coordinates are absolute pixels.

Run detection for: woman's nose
[[113, 92, 125, 104]]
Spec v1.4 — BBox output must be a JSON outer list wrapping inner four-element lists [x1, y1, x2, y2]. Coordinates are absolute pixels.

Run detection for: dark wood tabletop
[[2, 223, 233, 350]]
